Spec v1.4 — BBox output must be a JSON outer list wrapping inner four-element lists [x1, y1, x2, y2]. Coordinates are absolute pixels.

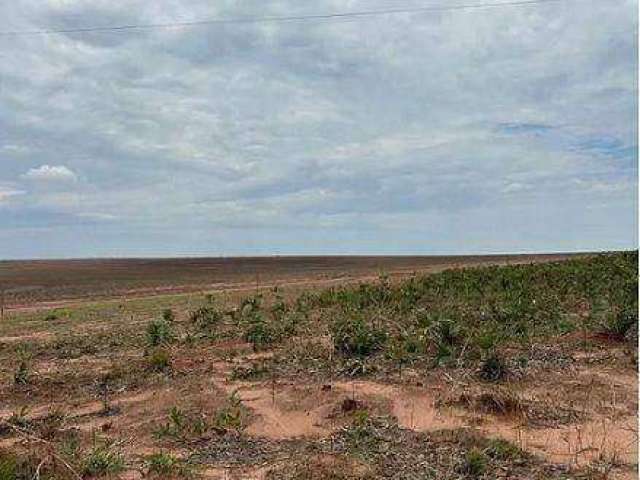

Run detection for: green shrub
[[331, 316, 387, 357], [14, 360, 30, 385], [244, 313, 277, 350], [386, 330, 428, 372], [0, 452, 17, 480], [478, 353, 508, 382], [145, 452, 191, 478], [238, 295, 263, 319], [475, 329, 500, 352], [434, 318, 463, 347], [162, 308, 175, 322], [270, 294, 288, 320], [154, 406, 186, 439], [146, 319, 174, 346], [601, 309, 638, 338], [344, 411, 381, 455], [154, 407, 207, 440], [13, 345, 32, 386], [82, 438, 124, 476], [213, 391, 248, 433], [189, 306, 222, 331], [148, 348, 171, 372], [485, 438, 523, 460], [39, 407, 67, 440], [434, 342, 454, 367], [230, 362, 270, 381], [459, 448, 487, 477], [6, 406, 31, 431]]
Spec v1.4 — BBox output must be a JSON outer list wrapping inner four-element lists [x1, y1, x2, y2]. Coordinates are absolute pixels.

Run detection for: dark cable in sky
[[0, 0, 587, 37]]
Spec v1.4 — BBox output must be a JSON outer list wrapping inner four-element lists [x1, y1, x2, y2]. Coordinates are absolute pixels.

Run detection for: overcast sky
[[0, 0, 637, 259]]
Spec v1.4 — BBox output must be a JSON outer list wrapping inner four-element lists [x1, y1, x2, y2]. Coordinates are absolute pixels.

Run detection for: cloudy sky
[[0, 0, 637, 259]]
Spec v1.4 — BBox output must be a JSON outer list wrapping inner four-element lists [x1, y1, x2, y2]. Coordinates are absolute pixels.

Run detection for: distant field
[[0, 254, 581, 308]]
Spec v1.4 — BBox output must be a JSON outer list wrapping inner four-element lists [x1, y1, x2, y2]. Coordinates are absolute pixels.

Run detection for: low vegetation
[[0, 252, 636, 478]]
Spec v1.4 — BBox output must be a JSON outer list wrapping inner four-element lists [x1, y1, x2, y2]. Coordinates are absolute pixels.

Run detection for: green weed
[[82, 437, 124, 477], [146, 319, 174, 346], [331, 316, 387, 357]]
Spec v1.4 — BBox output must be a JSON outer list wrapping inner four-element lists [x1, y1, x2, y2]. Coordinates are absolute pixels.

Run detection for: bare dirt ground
[[0, 252, 636, 479]]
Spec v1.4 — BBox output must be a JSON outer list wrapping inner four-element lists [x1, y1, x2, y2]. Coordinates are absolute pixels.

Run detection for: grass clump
[[230, 362, 271, 381], [600, 309, 638, 339], [154, 406, 207, 441], [145, 452, 192, 478], [478, 353, 509, 382], [485, 438, 524, 461], [0, 451, 18, 480], [344, 411, 382, 457], [146, 319, 174, 346], [162, 308, 175, 322], [147, 348, 172, 372], [458, 448, 487, 477], [4, 406, 31, 432], [13, 345, 32, 386], [82, 437, 125, 477], [244, 314, 277, 351], [331, 316, 387, 357], [154, 392, 247, 442], [212, 391, 248, 434], [189, 306, 222, 333]]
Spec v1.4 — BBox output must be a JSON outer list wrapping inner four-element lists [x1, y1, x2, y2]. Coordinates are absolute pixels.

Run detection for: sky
[[0, 0, 637, 259]]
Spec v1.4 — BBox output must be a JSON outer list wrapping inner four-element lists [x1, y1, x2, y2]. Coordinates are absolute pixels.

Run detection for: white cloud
[[0, 187, 25, 202], [76, 212, 118, 221], [22, 165, 78, 182], [0, 0, 636, 257]]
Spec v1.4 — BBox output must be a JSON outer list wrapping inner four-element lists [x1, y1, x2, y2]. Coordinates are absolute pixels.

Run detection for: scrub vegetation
[[0, 252, 637, 479]]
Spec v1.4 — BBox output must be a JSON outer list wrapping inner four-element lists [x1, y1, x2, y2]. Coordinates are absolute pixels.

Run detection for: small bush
[[485, 438, 523, 460], [39, 407, 67, 440], [434, 342, 454, 367], [602, 309, 638, 338], [244, 314, 277, 350], [213, 391, 248, 434], [13, 345, 32, 386], [82, 438, 124, 476], [189, 306, 222, 333], [0, 452, 17, 480], [162, 308, 175, 322], [14, 360, 30, 385], [475, 330, 500, 352], [344, 411, 380, 455], [459, 448, 487, 477], [154, 407, 207, 440], [148, 348, 171, 372], [230, 362, 270, 381], [475, 390, 523, 417], [146, 319, 174, 346], [331, 316, 387, 357], [145, 452, 191, 478], [478, 353, 508, 382], [5, 406, 31, 432], [434, 318, 463, 347]]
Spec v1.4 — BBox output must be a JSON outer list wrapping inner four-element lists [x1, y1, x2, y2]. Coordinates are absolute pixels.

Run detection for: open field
[[0, 254, 580, 309], [0, 252, 637, 479]]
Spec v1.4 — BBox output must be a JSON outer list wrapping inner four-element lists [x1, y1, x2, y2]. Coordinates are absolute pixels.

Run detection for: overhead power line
[[0, 0, 583, 37]]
